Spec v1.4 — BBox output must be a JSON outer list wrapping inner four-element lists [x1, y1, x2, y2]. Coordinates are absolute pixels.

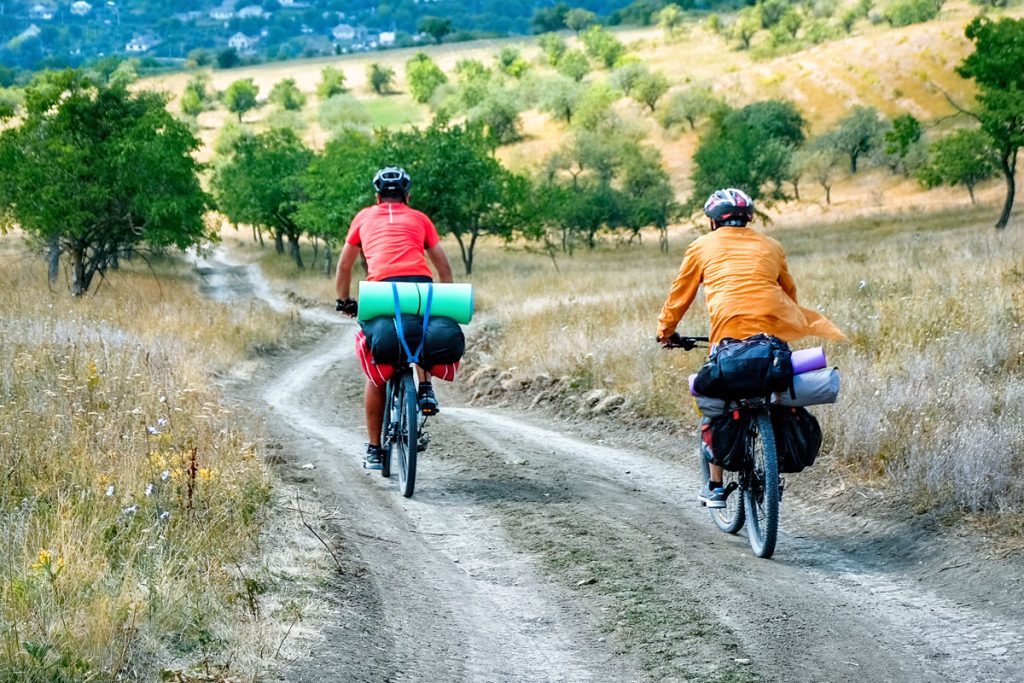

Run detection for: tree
[[957, 15, 1024, 228], [556, 48, 591, 82], [732, 7, 761, 50], [581, 26, 627, 68], [826, 105, 887, 173], [180, 74, 208, 117], [317, 66, 347, 99], [538, 33, 567, 65], [212, 128, 313, 269], [633, 70, 670, 112], [565, 8, 598, 35], [538, 75, 584, 125], [883, 113, 924, 175], [884, 0, 941, 27], [224, 78, 259, 122], [216, 47, 240, 69], [366, 62, 396, 95], [796, 145, 842, 205], [917, 129, 998, 204], [467, 84, 524, 145], [495, 46, 529, 79], [418, 16, 453, 44], [657, 84, 723, 130], [530, 3, 570, 33], [406, 52, 448, 104], [318, 94, 371, 138], [270, 78, 307, 111], [657, 4, 687, 41], [612, 61, 648, 96], [0, 70, 209, 295], [380, 122, 529, 274], [690, 100, 807, 207]]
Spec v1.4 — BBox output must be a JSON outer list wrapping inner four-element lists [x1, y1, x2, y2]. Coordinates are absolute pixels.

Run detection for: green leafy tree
[[957, 15, 1024, 228], [565, 8, 598, 35], [732, 7, 761, 50], [366, 62, 396, 95], [884, 0, 941, 27], [381, 122, 530, 274], [0, 88, 21, 119], [690, 100, 806, 207], [298, 130, 380, 274], [418, 16, 453, 44], [581, 26, 627, 68], [224, 78, 259, 122], [467, 84, 524, 145], [795, 144, 843, 205], [406, 52, 448, 104], [217, 47, 240, 69], [657, 83, 723, 130], [825, 105, 887, 173], [557, 48, 591, 82], [883, 113, 923, 174], [538, 33, 567, 65], [573, 81, 621, 131], [538, 75, 584, 125], [918, 129, 998, 204], [317, 66, 347, 99], [0, 70, 209, 295], [612, 61, 648, 97], [496, 46, 530, 79], [530, 2, 570, 33], [633, 70, 670, 112], [270, 78, 307, 111], [454, 59, 493, 109], [212, 128, 313, 268], [657, 4, 687, 40], [180, 74, 208, 117]]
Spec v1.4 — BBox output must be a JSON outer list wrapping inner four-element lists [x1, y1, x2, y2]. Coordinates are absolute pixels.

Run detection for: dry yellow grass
[[0, 235, 304, 680]]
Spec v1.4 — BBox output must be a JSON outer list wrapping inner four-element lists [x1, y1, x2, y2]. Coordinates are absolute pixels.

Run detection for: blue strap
[[390, 282, 434, 364]]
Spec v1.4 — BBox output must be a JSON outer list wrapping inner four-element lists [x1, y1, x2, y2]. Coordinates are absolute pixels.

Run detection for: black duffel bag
[[362, 315, 465, 366], [771, 405, 822, 473], [706, 411, 754, 471], [694, 333, 794, 400]]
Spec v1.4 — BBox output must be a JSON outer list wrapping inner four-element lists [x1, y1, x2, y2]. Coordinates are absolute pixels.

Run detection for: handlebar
[[659, 333, 710, 350]]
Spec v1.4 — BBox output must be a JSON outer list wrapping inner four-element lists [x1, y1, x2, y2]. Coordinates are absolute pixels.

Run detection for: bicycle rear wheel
[[699, 446, 745, 534], [743, 412, 780, 559], [396, 371, 418, 498]]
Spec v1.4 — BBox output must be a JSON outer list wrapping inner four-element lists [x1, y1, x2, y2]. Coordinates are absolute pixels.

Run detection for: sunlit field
[[0, 237, 304, 680]]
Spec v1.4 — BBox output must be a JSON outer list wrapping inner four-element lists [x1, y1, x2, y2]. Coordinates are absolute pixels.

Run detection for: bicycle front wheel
[[380, 380, 393, 479], [743, 412, 780, 559], [396, 371, 418, 498], [699, 446, 744, 534]]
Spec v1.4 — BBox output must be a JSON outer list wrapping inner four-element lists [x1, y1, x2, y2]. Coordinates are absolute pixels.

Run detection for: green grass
[[364, 94, 426, 128]]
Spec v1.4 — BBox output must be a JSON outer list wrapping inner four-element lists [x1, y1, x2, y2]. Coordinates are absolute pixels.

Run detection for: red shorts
[[355, 330, 459, 387]]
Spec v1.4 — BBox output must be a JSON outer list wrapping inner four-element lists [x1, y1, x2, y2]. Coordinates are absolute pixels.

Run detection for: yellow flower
[[31, 548, 51, 571], [198, 468, 213, 481]]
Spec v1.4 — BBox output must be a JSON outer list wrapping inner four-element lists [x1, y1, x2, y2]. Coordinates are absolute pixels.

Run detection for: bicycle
[[379, 358, 430, 498], [663, 334, 782, 559]]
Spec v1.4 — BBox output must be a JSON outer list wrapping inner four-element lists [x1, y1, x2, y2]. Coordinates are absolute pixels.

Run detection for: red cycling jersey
[[346, 202, 440, 281]]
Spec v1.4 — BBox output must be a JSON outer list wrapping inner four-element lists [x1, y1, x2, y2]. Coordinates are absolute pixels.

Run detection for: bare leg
[[709, 463, 724, 486], [365, 380, 386, 446], [415, 366, 432, 383]]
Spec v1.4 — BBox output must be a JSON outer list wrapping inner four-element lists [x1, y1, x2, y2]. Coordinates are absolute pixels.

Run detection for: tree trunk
[[70, 248, 87, 297], [849, 151, 859, 174], [995, 149, 1017, 230], [287, 233, 304, 268], [274, 230, 284, 254], [659, 227, 668, 253], [310, 235, 319, 270], [823, 183, 832, 206], [47, 237, 61, 286], [324, 243, 333, 278], [967, 183, 977, 206]]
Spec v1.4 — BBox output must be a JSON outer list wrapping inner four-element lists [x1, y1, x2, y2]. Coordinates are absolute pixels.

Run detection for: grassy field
[[0, 237, 312, 680]]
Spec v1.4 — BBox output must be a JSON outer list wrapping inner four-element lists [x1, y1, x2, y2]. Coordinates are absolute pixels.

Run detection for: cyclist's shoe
[[418, 382, 439, 416], [698, 482, 729, 509], [363, 443, 383, 470]]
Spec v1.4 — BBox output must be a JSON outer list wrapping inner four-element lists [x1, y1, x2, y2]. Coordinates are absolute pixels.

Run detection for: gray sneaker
[[364, 443, 383, 470], [698, 483, 728, 509]]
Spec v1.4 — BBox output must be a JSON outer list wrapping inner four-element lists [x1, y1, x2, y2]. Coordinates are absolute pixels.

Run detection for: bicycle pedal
[[417, 432, 430, 451]]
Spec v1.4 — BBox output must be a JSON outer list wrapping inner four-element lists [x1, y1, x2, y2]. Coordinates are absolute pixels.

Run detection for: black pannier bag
[[771, 406, 822, 473], [694, 333, 794, 400], [361, 316, 465, 366], [706, 410, 754, 471]]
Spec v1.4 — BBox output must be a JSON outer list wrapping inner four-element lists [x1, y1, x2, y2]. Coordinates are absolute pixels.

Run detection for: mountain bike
[[379, 359, 430, 498], [664, 334, 782, 559]]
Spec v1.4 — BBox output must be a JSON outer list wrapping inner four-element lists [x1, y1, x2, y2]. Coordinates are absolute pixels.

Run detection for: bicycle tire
[[396, 371, 418, 498], [380, 381, 393, 479], [699, 447, 745, 534], [744, 412, 780, 558]]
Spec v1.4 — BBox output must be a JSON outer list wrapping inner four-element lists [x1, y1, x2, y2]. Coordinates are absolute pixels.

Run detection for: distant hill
[[0, 0, 736, 73]]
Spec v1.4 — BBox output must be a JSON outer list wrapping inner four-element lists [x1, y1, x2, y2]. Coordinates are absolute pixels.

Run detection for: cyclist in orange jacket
[[656, 188, 847, 507]]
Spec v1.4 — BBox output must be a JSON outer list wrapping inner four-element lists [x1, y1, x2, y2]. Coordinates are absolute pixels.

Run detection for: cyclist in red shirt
[[335, 167, 454, 469]]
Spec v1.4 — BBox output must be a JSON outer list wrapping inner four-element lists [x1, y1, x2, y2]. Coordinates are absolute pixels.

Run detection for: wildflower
[[157, 418, 168, 427], [105, 485, 115, 497], [147, 426, 160, 435], [159, 511, 171, 522], [198, 468, 213, 481], [145, 483, 154, 497], [122, 504, 139, 516], [160, 470, 170, 482], [31, 548, 51, 571]]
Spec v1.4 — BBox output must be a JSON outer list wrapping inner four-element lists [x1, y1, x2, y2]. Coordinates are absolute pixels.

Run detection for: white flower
[[146, 426, 160, 435], [159, 511, 171, 522], [105, 485, 115, 497], [145, 483, 154, 497], [859, 279, 867, 291], [156, 418, 168, 427], [122, 504, 139, 516], [160, 470, 170, 482]]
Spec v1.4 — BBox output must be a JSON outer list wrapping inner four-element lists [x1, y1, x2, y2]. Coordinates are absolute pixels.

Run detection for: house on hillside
[[125, 35, 158, 53], [228, 32, 259, 53], [209, 3, 235, 21], [237, 5, 264, 19], [70, 1, 93, 16], [331, 23, 361, 43], [28, 3, 56, 20], [378, 31, 395, 47]]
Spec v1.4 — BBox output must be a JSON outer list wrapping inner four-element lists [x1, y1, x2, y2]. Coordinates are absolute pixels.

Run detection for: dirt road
[[196, 251, 1024, 682]]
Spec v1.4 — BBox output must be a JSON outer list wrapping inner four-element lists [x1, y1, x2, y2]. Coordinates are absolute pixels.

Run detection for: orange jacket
[[657, 227, 847, 346]]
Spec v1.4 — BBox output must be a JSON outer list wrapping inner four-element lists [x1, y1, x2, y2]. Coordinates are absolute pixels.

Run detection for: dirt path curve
[[194, 249, 1024, 683]]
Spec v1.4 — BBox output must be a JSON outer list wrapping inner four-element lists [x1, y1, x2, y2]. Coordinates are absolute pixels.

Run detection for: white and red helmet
[[703, 188, 754, 226]]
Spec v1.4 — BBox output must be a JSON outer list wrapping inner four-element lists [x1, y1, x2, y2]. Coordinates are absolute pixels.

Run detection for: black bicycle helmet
[[703, 188, 754, 227], [372, 166, 412, 196]]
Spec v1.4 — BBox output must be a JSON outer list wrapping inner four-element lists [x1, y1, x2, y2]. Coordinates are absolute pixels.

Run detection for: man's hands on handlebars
[[658, 333, 708, 350], [336, 298, 357, 318]]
